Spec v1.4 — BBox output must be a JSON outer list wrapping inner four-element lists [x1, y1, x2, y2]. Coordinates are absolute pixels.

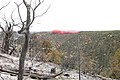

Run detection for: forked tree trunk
[[17, 0, 48, 79], [18, 4, 30, 80]]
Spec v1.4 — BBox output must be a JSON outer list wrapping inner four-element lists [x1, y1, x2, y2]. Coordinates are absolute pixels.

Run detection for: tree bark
[[18, 30, 29, 80], [3, 32, 9, 54], [18, 4, 30, 80]]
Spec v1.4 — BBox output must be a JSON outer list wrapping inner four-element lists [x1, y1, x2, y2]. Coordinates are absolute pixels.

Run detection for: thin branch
[[0, 1, 10, 11], [14, 2, 26, 33], [16, 25, 22, 29], [16, 0, 47, 33], [19, 0, 43, 32], [14, 2, 23, 25], [34, 0, 44, 11], [2, 14, 9, 28], [10, 9, 25, 29], [23, 0, 27, 8], [35, 0, 36, 8], [28, 0, 45, 27], [0, 25, 5, 33], [10, 9, 20, 29], [8, 22, 13, 31], [13, 23, 22, 28], [11, 9, 15, 23], [35, 4, 51, 18]]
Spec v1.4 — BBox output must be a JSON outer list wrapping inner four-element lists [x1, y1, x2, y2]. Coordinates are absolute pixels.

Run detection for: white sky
[[0, 0, 120, 32]]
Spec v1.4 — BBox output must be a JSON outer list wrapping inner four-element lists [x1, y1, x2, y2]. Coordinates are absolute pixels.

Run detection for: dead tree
[[15, 0, 50, 80], [0, 22, 13, 54], [0, 2, 16, 55]]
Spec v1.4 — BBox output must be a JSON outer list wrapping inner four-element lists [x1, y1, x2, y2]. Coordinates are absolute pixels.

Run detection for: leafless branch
[[35, 4, 51, 18], [10, 10, 24, 29], [0, 1, 10, 11], [2, 14, 9, 28], [11, 10, 15, 23], [0, 25, 5, 33], [16, 0, 48, 33], [28, 0, 45, 27], [35, 0, 36, 8], [14, 2, 27, 33], [13, 23, 23, 28], [9, 22, 13, 31], [14, 2, 24, 25], [23, 0, 27, 8], [34, 0, 44, 11], [17, 25, 22, 29]]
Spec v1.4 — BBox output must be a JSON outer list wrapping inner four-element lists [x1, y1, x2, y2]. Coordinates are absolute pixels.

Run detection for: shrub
[[109, 48, 120, 79]]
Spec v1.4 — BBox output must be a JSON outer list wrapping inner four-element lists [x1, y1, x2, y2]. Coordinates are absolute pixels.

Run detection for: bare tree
[[0, 2, 16, 55], [0, 20, 13, 54], [15, 0, 50, 80]]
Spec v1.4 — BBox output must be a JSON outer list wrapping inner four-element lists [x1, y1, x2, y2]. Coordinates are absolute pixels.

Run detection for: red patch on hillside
[[51, 30, 80, 34]]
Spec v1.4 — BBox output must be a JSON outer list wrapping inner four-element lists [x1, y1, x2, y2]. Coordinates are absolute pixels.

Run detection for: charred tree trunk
[[18, 4, 30, 80], [18, 30, 29, 80], [3, 32, 9, 54], [1, 25, 13, 54]]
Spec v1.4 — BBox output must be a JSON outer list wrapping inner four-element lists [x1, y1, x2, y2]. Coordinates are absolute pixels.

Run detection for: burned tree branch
[[35, 4, 51, 18], [11, 10, 15, 23], [2, 14, 9, 28], [0, 0, 11, 33], [14, 2, 25, 30], [23, 0, 27, 8], [19, 0, 48, 32], [0, 12, 16, 54], [10, 9, 23, 29], [0, 1, 10, 11], [14, 2, 23, 22], [28, 1, 41, 28], [0, 25, 5, 33]]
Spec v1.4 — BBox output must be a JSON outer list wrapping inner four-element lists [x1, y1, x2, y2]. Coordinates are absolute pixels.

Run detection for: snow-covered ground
[[0, 53, 117, 80], [50, 70, 101, 80]]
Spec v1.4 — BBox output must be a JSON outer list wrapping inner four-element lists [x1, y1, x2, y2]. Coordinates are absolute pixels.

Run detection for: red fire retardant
[[51, 30, 80, 34]]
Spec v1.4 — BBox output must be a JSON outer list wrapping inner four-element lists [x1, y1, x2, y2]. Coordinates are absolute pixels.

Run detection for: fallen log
[[0, 68, 63, 79], [0, 52, 17, 60], [0, 53, 63, 79], [95, 75, 113, 80]]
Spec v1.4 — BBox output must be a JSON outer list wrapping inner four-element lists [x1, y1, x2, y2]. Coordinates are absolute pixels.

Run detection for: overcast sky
[[0, 0, 120, 32]]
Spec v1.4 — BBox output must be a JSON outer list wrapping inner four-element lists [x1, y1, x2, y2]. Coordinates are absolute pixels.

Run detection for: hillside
[[0, 30, 120, 79], [0, 52, 116, 80], [32, 31, 120, 79]]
